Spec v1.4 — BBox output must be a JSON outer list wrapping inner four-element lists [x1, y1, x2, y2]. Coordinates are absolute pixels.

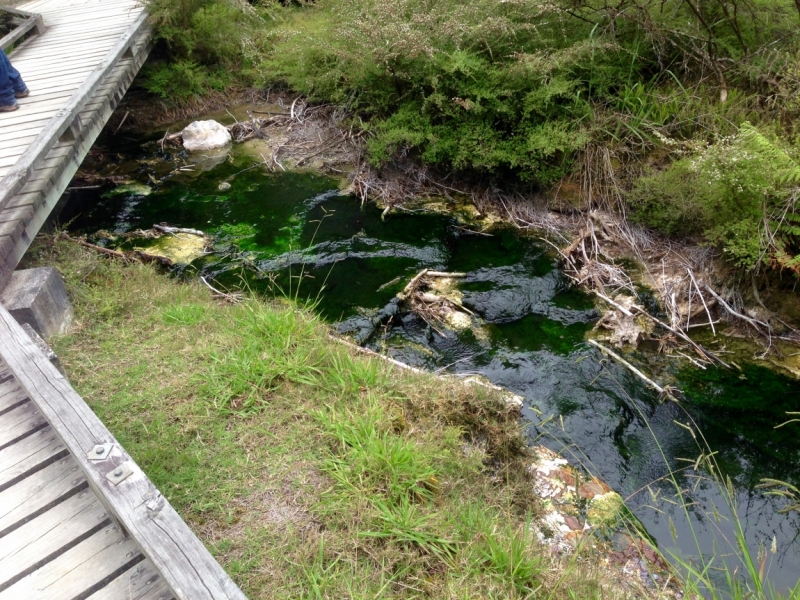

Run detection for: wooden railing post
[[0, 5, 45, 52]]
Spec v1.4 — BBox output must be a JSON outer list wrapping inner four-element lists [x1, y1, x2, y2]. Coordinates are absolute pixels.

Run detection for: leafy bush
[[260, 0, 631, 183], [258, 0, 799, 183], [630, 123, 800, 271], [143, 60, 232, 101], [142, 0, 269, 100]]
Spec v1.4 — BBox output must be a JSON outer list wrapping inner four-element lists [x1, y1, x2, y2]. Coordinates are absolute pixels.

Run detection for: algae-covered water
[[61, 134, 800, 592]]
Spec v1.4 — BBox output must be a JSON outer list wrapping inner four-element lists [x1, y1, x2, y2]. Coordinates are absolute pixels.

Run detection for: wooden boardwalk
[[0, 5, 249, 598], [0, 0, 152, 288]]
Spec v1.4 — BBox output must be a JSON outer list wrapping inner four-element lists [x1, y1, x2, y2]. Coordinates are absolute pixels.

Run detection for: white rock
[[181, 120, 232, 152]]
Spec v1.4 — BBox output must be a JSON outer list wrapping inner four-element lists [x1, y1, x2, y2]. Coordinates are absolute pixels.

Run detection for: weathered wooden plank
[[0, 144, 34, 162], [14, 21, 129, 42], [0, 205, 33, 227], [0, 117, 51, 138], [14, 30, 128, 52], [0, 400, 46, 448], [0, 398, 38, 431], [15, 46, 117, 67], [0, 378, 29, 414], [0, 237, 14, 264], [6, 64, 89, 83], [0, 523, 141, 600], [0, 454, 85, 535], [0, 220, 25, 260], [13, 56, 114, 79], [0, 307, 247, 599], [0, 155, 24, 168], [44, 14, 139, 28], [34, 2, 138, 17], [39, 0, 140, 11], [0, 425, 65, 491], [17, 27, 129, 46], [2, 189, 45, 212], [0, 217, 23, 239], [0, 128, 42, 145], [0, 491, 104, 576], [45, 7, 140, 20], [40, 10, 137, 25], [85, 559, 175, 600], [0, 94, 87, 126], [13, 31, 128, 53]]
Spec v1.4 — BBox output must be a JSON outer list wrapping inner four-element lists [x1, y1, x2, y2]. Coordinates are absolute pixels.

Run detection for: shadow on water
[[61, 134, 800, 592]]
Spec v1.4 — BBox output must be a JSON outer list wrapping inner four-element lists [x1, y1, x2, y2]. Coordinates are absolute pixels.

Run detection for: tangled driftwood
[[396, 269, 470, 334]]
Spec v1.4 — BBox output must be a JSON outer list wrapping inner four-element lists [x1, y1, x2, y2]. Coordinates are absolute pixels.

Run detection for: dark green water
[[61, 133, 800, 592]]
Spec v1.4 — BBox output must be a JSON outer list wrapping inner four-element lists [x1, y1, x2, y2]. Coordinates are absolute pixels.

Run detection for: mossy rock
[[586, 491, 625, 527], [135, 233, 206, 264]]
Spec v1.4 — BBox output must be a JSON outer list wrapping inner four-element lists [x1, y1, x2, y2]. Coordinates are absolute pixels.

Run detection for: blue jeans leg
[[0, 49, 26, 106]]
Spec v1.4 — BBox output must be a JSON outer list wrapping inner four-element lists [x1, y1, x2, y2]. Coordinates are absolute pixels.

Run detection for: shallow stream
[[61, 132, 800, 592]]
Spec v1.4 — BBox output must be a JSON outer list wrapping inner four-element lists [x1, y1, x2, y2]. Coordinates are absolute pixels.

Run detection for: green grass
[[23, 236, 629, 599]]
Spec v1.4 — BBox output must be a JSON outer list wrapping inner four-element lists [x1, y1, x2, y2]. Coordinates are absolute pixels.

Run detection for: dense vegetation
[[142, 0, 800, 271]]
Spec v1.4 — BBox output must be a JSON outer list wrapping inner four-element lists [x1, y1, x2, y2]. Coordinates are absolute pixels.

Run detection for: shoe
[[15, 88, 29, 99], [0, 103, 19, 112]]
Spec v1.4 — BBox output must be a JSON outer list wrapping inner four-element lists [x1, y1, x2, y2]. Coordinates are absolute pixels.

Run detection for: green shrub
[[142, 0, 270, 100], [627, 161, 707, 238], [260, 0, 627, 183], [630, 123, 800, 271], [258, 0, 799, 183], [143, 60, 232, 101]]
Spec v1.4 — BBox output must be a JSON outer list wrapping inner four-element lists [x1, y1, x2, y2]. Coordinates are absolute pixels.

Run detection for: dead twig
[[589, 340, 675, 399], [200, 276, 243, 303]]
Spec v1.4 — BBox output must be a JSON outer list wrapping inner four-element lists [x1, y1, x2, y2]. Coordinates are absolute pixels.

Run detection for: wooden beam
[[0, 306, 248, 600]]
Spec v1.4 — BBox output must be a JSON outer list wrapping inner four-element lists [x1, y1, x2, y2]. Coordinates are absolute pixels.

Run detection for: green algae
[[489, 314, 591, 355]]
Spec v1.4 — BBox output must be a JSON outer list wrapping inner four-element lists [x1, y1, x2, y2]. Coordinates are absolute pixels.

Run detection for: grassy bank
[[23, 236, 630, 599]]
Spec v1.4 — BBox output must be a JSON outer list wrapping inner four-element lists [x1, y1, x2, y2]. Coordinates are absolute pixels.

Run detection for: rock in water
[[181, 120, 232, 152]]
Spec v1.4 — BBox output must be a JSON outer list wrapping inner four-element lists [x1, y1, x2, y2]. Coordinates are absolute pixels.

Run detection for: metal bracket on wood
[[106, 462, 134, 485], [87, 442, 113, 461]]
